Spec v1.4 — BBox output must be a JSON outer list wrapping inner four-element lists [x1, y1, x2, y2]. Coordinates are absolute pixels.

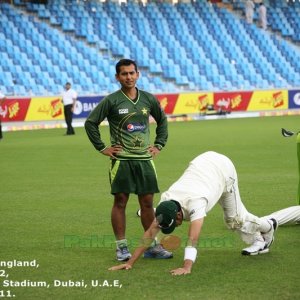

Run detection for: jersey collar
[[120, 88, 140, 104]]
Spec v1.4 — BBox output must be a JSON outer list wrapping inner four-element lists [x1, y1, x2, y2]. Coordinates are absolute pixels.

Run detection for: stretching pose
[[109, 151, 283, 275]]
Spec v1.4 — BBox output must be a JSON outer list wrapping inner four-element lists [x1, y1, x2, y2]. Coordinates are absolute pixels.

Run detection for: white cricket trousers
[[218, 158, 270, 244], [263, 206, 300, 225]]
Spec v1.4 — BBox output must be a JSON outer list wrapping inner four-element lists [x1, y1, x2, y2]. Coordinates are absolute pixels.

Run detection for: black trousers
[[64, 104, 75, 135]]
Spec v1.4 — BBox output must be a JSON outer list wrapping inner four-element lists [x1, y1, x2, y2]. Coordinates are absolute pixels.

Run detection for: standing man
[[245, 0, 255, 24], [258, 2, 267, 30], [62, 82, 77, 135], [109, 151, 279, 275], [85, 59, 171, 261], [0, 90, 6, 140]]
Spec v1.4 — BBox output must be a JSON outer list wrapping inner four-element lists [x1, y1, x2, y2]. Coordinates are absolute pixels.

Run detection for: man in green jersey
[[85, 59, 171, 261]]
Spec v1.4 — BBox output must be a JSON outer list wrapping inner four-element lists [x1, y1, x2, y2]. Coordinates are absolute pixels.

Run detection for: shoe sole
[[242, 219, 278, 256], [242, 237, 274, 256], [117, 256, 131, 262], [241, 248, 270, 256]]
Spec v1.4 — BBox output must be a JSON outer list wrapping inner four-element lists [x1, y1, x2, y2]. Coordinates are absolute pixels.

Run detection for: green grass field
[[0, 115, 299, 300]]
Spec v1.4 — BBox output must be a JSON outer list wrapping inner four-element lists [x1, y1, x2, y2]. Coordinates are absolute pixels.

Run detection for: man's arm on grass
[[170, 218, 204, 276]]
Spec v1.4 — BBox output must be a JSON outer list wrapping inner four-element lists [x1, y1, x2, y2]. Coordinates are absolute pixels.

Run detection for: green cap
[[155, 201, 178, 234]]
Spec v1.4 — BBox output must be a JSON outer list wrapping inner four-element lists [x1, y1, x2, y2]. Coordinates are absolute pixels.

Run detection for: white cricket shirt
[[62, 88, 77, 106], [159, 151, 236, 221]]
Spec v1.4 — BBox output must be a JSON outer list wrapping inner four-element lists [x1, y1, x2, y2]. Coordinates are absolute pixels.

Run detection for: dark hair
[[115, 59, 138, 74]]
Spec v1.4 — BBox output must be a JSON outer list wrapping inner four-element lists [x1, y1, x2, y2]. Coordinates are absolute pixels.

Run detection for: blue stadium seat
[[1, 0, 300, 95]]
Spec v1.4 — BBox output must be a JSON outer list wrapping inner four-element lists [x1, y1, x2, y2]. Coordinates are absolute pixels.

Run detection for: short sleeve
[[188, 198, 208, 222]]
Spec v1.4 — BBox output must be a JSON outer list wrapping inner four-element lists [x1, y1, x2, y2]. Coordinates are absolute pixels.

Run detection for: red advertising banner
[[0, 98, 31, 122], [156, 94, 179, 114], [214, 91, 253, 112], [0, 90, 293, 127], [156, 93, 214, 115], [214, 90, 288, 112]]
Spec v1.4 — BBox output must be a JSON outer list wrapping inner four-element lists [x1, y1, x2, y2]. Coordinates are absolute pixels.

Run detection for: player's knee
[[139, 201, 154, 210], [113, 194, 128, 209], [224, 216, 243, 230], [139, 195, 154, 210]]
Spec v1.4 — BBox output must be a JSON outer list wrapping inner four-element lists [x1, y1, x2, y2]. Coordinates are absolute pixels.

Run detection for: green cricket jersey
[[85, 89, 168, 160]]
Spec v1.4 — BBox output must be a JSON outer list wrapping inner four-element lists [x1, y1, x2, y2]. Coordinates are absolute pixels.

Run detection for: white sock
[[116, 239, 127, 249]]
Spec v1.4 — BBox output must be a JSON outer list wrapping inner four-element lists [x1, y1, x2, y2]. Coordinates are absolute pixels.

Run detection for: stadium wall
[[1, 89, 300, 131]]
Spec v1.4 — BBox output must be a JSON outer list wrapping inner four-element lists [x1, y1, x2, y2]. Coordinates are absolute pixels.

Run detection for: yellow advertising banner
[[25, 97, 64, 121], [247, 90, 288, 111], [173, 93, 214, 114]]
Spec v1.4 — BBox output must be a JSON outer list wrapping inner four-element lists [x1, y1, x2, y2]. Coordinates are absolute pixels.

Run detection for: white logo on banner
[[293, 93, 300, 106], [74, 101, 99, 115], [74, 101, 83, 115], [216, 98, 231, 109], [0, 105, 7, 118]]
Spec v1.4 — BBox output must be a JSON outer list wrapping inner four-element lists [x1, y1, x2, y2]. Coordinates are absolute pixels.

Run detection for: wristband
[[184, 246, 197, 263], [155, 144, 163, 151]]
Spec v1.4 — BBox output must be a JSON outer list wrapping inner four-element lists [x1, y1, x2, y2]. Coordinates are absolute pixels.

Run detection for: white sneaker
[[143, 244, 173, 259], [242, 218, 278, 256], [116, 246, 132, 261], [241, 239, 267, 256], [262, 218, 278, 248]]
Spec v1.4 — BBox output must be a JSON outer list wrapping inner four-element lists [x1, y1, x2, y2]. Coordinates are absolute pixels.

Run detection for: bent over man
[[109, 151, 279, 275]]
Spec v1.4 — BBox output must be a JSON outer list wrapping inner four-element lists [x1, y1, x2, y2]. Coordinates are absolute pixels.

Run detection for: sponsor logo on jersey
[[127, 123, 146, 132], [119, 108, 129, 114]]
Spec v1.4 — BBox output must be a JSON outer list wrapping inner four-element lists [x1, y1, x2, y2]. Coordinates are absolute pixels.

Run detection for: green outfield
[[0, 115, 299, 300]]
